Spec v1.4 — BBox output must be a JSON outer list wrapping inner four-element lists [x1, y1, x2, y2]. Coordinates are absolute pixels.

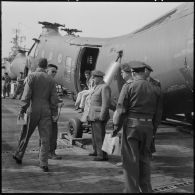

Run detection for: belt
[[128, 117, 152, 122]]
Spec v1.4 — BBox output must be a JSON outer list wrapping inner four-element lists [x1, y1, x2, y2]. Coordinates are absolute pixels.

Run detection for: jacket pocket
[[88, 106, 101, 121]]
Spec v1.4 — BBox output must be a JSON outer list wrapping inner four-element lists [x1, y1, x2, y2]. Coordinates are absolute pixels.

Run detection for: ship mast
[[8, 28, 26, 62]]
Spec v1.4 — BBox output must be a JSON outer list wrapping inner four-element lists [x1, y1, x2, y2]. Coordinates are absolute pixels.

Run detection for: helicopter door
[[75, 47, 99, 92]]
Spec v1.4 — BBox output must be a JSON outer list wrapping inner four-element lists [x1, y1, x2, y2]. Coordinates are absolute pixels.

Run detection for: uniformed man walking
[[12, 72, 25, 99], [112, 61, 162, 193], [13, 58, 58, 172], [45, 64, 63, 160], [2, 72, 11, 98], [87, 70, 111, 161], [144, 64, 163, 154]]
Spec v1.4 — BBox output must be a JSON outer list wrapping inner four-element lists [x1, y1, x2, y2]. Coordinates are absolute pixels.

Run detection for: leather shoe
[[74, 106, 80, 110], [13, 155, 22, 164], [93, 156, 108, 161], [88, 152, 97, 156], [40, 166, 49, 172], [78, 108, 84, 113]]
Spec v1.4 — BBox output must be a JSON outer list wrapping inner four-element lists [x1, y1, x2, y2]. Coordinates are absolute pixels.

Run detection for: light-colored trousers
[[75, 90, 90, 108], [15, 111, 52, 166]]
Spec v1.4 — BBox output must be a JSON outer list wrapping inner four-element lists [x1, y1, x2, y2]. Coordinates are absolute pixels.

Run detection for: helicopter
[[8, 2, 193, 126]]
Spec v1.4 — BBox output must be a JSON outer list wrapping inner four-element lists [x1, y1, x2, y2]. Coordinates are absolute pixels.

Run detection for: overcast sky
[[1, 1, 184, 58]]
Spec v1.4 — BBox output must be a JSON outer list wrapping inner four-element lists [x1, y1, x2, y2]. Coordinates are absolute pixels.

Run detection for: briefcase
[[17, 113, 27, 125]]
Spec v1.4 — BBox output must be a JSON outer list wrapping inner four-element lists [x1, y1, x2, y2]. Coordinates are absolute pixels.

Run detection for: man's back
[[29, 72, 53, 102], [127, 78, 160, 117], [21, 68, 58, 116]]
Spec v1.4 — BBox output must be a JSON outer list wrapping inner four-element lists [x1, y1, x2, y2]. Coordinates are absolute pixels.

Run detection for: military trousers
[[13, 84, 24, 99], [38, 122, 58, 153], [91, 120, 108, 158], [121, 118, 153, 193], [3, 83, 11, 97], [49, 122, 58, 153], [15, 112, 52, 166]]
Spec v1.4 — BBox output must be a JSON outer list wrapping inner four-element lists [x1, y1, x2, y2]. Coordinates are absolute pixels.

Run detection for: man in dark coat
[[112, 61, 162, 193]]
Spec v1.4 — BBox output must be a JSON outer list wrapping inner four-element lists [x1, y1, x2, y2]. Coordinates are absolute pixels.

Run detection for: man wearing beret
[[13, 58, 58, 172], [87, 70, 111, 161], [112, 61, 162, 192], [144, 64, 163, 155]]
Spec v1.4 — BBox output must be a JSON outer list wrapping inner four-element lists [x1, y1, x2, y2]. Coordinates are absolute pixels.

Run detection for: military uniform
[[49, 98, 63, 158], [14, 67, 58, 167], [2, 74, 11, 98], [113, 61, 161, 193], [147, 76, 163, 153], [12, 73, 25, 99], [87, 70, 111, 160]]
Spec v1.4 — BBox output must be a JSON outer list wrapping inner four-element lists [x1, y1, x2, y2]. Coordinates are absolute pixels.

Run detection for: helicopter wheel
[[68, 118, 83, 138]]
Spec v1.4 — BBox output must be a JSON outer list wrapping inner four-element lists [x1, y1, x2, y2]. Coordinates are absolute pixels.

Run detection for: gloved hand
[[111, 125, 119, 137]]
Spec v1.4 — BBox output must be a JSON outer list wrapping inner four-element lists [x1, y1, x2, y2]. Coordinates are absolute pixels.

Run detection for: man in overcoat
[[87, 70, 111, 161]]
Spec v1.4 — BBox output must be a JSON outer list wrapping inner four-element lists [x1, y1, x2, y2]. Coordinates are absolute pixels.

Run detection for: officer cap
[[127, 61, 145, 69], [92, 70, 105, 77], [120, 63, 131, 72], [38, 58, 48, 68], [47, 64, 58, 70], [144, 64, 153, 72]]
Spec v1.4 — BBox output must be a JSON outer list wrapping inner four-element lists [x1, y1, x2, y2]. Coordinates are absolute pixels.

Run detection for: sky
[[1, 1, 184, 58]]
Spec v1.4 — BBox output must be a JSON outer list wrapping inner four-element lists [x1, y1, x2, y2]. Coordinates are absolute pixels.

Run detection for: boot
[[78, 108, 84, 113]]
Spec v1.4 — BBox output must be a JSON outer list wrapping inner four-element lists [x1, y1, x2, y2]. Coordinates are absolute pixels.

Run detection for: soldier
[[12, 72, 25, 99], [113, 63, 133, 130], [13, 58, 58, 172], [112, 61, 162, 193], [144, 64, 163, 154], [87, 70, 111, 161], [2, 72, 11, 98], [113, 63, 133, 167], [45, 64, 63, 160]]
